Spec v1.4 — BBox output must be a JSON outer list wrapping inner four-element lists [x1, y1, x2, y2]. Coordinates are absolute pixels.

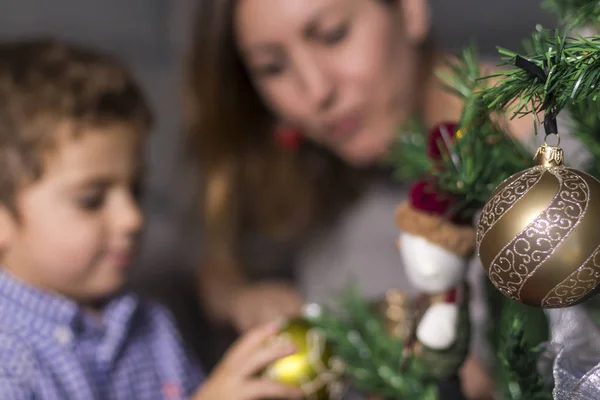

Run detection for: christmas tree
[[311, 48, 544, 399], [476, 1, 600, 398], [310, 1, 600, 399]]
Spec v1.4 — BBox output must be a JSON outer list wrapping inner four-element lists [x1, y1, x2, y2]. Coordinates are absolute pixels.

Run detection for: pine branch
[[438, 49, 533, 210], [388, 125, 432, 182], [497, 310, 553, 400], [542, 0, 600, 28], [482, 30, 600, 124], [564, 99, 600, 176], [310, 286, 438, 400], [389, 46, 532, 220]]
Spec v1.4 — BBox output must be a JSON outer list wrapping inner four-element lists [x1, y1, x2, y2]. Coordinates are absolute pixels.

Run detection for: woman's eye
[[321, 23, 350, 45], [252, 63, 286, 78], [77, 192, 105, 211]]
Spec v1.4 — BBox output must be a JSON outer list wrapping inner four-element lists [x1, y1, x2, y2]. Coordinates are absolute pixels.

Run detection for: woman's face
[[235, 0, 429, 166]]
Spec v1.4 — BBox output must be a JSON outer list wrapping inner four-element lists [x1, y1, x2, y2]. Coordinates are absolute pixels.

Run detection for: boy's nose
[[114, 192, 143, 236]]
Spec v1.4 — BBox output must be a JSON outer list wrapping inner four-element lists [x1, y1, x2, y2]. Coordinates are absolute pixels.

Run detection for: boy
[[0, 39, 302, 400]]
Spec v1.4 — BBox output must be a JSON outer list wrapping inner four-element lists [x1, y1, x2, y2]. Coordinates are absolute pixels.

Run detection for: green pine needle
[[564, 99, 600, 176], [482, 29, 600, 124], [542, 0, 600, 28], [388, 46, 533, 220], [498, 315, 552, 400], [485, 283, 552, 400], [310, 286, 439, 400], [389, 125, 432, 182], [435, 48, 533, 211]]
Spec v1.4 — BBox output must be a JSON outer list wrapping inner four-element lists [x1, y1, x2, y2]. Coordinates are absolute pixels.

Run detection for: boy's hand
[[193, 320, 304, 400], [229, 282, 304, 332]]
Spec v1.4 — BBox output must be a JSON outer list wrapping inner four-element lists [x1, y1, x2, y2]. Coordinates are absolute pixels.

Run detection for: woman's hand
[[192, 321, 304, 400], [459, 355, 495, 400], [229, 282, 304, 332]]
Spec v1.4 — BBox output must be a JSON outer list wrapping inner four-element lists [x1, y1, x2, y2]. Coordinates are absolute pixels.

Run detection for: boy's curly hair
[[0, 39, 152, 210]]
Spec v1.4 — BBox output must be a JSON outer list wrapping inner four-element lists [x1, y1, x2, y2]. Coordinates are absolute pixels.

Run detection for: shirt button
[[54, 326, 73, 345]]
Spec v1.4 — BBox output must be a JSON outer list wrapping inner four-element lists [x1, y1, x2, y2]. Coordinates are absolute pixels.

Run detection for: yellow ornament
[[477, 135, 600, 308], [262, 317, 344, 400]]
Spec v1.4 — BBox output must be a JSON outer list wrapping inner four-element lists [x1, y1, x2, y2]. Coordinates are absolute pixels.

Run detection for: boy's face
[[0, 123, 143, 303]]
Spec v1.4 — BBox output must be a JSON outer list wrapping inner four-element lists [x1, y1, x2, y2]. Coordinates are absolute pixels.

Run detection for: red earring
[[274, 125, 303, 151]]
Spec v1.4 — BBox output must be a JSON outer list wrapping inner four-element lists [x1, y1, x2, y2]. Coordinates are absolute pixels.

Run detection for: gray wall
[[431, 0, 557, 54]]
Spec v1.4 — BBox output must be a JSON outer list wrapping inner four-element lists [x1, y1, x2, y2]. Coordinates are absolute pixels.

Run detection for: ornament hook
[[544, 133, 561, 147], [535, 133, 564, 168]]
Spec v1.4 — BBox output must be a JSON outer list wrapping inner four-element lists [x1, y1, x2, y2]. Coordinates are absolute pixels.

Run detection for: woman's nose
[[295, 55, 336, 112]]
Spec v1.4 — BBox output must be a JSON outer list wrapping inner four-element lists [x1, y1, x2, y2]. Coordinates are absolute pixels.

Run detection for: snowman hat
[[395, 122, 476, 258]]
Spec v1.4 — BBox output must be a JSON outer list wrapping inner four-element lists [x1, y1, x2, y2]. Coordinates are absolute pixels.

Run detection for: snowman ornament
[[394, 122, 475, 379]]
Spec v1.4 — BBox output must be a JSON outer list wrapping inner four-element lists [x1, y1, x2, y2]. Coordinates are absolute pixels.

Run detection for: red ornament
[[427, 122, 459, 161], [274, 125, 303, 150], [409, 121, 472, 226], [408, 180, 470, 225], [444, 287, 458, 303], [409, 180, 454, 216]]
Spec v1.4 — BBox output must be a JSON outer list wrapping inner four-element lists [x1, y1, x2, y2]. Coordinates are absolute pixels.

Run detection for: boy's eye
[[77, 192, 105, 211]]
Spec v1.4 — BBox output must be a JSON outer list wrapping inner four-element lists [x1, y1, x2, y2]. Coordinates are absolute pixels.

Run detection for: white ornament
[[398, 232, 467, 293], [416, 303, 459, 350]]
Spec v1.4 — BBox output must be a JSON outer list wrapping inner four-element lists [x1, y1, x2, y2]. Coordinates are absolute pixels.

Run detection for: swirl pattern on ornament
[[476, 168, 544, 247], [542, 244, 600, 307], [487, 167, 589, 302]]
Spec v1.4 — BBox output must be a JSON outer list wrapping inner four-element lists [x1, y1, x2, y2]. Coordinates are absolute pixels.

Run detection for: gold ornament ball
[[262, 317, 344, 400], [477, 141, 600, 308]]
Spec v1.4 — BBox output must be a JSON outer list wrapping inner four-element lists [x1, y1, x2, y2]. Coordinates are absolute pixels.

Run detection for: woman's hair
[[186, 0, 367, 255]]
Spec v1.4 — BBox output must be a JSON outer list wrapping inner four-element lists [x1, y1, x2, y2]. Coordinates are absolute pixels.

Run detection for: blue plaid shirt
[[0, 269, 204, 399]]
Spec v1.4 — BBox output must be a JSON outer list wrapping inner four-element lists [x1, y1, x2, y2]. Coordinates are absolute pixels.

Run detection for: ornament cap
[[535, 134, 564, 168]]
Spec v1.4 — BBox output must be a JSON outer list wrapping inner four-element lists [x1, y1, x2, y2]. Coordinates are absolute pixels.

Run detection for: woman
[[187, 0, 530, 397]]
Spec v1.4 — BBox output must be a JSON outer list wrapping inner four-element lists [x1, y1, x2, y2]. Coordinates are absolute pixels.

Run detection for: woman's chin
[[337, 139, 389, 167], [335, 127, 397, 167]]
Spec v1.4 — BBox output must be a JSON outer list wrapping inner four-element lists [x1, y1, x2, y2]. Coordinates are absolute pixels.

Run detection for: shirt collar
[[0, 268, 140, 334]]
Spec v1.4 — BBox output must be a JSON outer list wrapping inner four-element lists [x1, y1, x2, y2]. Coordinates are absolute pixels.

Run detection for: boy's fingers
[[243, 379, 304, 400], [233, 308, 258, 333], [263, 301, 301, 324], [240, 341, 297, 377]]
